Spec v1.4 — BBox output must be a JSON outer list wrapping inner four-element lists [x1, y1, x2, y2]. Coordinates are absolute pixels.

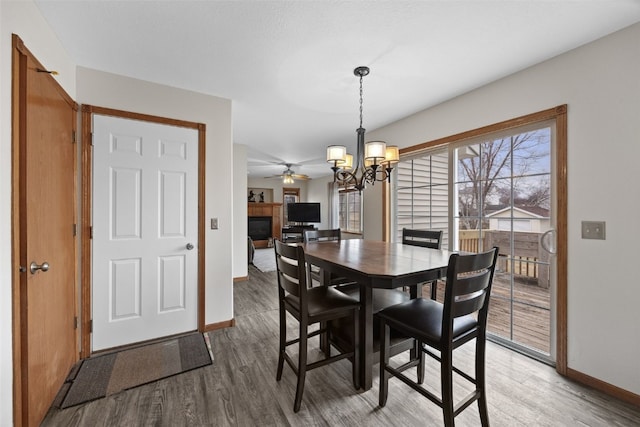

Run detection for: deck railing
[[458, 229, 550, 288]]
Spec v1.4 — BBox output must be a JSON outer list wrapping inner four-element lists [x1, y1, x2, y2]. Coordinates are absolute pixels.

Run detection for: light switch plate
[[211, 218, 218, 230], [581, 221, 605, 240]]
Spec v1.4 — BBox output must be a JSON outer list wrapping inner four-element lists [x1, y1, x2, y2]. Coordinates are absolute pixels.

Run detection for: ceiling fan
[[266, 163, 310, 183]]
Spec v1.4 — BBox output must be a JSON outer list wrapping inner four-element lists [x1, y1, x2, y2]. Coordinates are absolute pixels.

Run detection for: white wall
[[76, 67, 233, 328], [366, 23, 640, 395], [306, 175, 333, 229], [0, 2, 78, 425], [361, 181, 385, 241], [233, 144, 248, 278]]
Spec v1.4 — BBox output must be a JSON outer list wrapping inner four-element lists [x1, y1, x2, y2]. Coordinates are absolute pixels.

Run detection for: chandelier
[[327, 66, 399, 192]]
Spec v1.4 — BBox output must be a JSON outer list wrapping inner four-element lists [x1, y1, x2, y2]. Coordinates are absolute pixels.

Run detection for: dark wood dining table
[[301, 239, 455, 390]]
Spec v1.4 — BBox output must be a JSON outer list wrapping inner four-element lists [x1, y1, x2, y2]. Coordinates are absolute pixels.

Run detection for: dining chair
[[402, 228, 444, 249], [274, 240, 360, 413], [377, 247, 499, 427], [303, 229, 356, 288], [402, 228, 444, 299], [303, 228, 341, 242]]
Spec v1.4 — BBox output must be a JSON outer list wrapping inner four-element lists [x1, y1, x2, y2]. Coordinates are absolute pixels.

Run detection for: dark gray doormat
[[59, 333, 212, 409]]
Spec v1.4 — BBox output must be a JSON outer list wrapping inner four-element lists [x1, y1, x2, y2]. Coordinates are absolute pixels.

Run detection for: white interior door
[[92, 115, 198, 351]]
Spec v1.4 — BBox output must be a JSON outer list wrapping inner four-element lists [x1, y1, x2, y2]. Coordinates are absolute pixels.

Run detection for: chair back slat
[[401, 228, 443, 249], [276, 257, 302, 297], [452, 292, 488, 318], [275, 240, 308, 299], [454, 248, 497, 273], [304, 229, 341, 242], [453, 270, 493, 298], [443, 247, 498, 334]]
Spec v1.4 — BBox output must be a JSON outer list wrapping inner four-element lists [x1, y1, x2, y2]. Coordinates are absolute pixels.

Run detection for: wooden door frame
[[11, 34, 79, 427], [80, 105, 206, 358], [282, 187, 300, 225]]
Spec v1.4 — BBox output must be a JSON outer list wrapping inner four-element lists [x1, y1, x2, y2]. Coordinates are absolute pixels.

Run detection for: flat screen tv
[[287, 202, 321, 223]]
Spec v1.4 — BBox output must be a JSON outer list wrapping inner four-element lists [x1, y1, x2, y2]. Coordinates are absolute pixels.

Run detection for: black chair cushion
[[377, 298, 477, 345], [285, 286, 359, 318]]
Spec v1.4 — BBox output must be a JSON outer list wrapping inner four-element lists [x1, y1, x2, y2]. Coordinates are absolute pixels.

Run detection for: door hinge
[[74, 316, 78, 329], [72, 130, 77, 144], [89, 319, 93, 333], [90, 226, 93, 239], [73, 223, 77, 236], [90, 132, 94, 146]]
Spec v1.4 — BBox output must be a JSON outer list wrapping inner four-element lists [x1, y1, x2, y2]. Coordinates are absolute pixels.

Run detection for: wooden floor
[[488, 271, 551, 354], [431, 271, 552, 354], [42, 266, 640, 426]]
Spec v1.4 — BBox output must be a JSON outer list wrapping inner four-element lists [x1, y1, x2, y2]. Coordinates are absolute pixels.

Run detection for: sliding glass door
[[392, 121, 556, 363]]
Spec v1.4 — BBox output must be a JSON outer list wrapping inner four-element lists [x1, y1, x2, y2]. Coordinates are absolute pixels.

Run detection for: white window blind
[[396, 150, 449, 247]]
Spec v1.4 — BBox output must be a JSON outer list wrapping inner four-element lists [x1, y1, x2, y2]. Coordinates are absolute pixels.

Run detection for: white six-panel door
[[92, 115, 198, 351]]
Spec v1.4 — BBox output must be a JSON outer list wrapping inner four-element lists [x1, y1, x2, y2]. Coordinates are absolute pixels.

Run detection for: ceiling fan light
[[283, 173, 295, 184]]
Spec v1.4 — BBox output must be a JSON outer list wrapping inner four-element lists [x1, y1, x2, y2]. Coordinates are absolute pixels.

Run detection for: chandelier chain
[[359, 73, 364, 129]]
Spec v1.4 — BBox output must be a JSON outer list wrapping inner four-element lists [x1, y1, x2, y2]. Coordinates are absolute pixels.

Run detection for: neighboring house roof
[[486, 206, 550, 219]]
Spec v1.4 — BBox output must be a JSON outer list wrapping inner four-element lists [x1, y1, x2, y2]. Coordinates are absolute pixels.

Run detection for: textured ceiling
[[35, 0, 640, 179]]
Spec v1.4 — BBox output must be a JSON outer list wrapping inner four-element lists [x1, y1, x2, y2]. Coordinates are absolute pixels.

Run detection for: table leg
[[319, 269, 329, 355], [359, 284, 373, 390]]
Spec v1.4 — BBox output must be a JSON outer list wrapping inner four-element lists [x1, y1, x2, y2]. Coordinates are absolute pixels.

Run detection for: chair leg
[[352, 309, 360, 390], [320, 320, 330, 357], [378, 321, 390, 407], [293, 319, 308, 413], [441, 349, 455, 427], [276, 304, 286, 381], [476, 335, 489, 426], [430, 280, 438, 300], [408, 284, 423, 383], [416, 341, 425, 384]]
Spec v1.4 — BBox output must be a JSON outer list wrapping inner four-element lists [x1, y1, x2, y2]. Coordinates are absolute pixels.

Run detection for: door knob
[[30, 261, 50, 274], [540, 229, 557, 255], [186, 243, 194, 250]]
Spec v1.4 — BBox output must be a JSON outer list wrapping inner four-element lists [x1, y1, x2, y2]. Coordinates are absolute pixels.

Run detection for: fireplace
[[248, 216, 273, 241], [247, 202, 281, 248]]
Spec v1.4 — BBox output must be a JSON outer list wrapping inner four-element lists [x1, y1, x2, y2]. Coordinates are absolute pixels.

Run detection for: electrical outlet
[[581, 221, 605, 240], [211, 218, 218, 230]]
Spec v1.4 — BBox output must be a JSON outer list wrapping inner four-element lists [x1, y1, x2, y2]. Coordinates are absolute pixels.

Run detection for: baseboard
[[566, 367, 640, 407], [233, 275, 248, 282], [203, 319, 235, 332]]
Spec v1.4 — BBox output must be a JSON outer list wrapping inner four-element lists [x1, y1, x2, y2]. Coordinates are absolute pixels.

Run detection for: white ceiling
[[35, 0, 640, 180]]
